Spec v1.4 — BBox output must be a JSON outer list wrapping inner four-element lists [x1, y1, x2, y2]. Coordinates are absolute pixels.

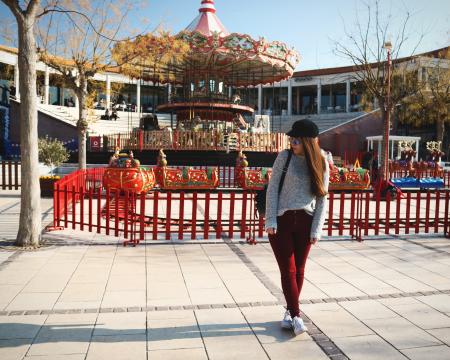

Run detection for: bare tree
[[37, 0, 142, 169], [0, 0, 143, 247], [1, 0, 42, 247], [333, 0, 423, 180], [398, 48, 450, 146]]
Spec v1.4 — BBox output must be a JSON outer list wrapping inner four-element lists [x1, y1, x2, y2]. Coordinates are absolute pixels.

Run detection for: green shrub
[[38, 136, 69, 176]]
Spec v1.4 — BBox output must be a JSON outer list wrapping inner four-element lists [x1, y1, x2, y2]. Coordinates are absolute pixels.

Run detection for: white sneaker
[[281, 310, 293, 329], [292, 316, 308, 335]]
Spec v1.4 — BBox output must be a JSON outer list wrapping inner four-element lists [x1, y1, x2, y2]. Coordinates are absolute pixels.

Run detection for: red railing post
[[415, 192, 421, 234], [338, 192, 345, 236], [139, 192, 145, 241], [192, 192, 198, 240], [405, 192, 411, 234], [327, 192, 334, 236], [80, 185, 84, 231], [217, 192, 222, 239], [350, 192, 356, 237], [240, 191, 247, 239], [105, 187, 110, 235], [204, 192, 210, 240], [229, 192, 235, 239], [434, 191, 440, 233], [72, 185, 76, 230], [114, 189, 119, 237], [124, 190, 129, 239], [374, 189, 380, 235], [88, 187, 93, 232], [64, 185, 68, 229], [166, 192, 172, 240], [179, 192, 185, 240], [97, 186, 102, 234], [364, 192, 370, 236], [152, 191, 159, 240], [385, 191, 391, 234]]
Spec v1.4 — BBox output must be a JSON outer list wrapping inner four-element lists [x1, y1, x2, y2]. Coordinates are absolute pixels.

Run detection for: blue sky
[[142, 0, 449, 70], [1, 0, 449, 70]]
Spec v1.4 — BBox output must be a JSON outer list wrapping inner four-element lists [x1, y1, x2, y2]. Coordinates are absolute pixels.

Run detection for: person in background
[[110, 108, 118, 121]]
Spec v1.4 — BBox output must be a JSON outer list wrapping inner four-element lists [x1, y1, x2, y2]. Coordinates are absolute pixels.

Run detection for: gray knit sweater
[[265, 149, 330, 240]]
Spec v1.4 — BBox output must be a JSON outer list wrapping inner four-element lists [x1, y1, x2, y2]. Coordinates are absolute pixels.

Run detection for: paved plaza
[[1, 192, 450, 359]]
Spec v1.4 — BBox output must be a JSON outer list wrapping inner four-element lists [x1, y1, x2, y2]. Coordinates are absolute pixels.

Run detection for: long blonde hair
[[301, 137, 328, 197]]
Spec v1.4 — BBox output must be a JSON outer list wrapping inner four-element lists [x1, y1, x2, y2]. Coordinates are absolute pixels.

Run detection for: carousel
[[128, 0, 299, 133]]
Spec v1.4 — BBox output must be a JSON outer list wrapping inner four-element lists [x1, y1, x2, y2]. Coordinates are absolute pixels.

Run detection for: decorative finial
[[199, 0, 216, 14]]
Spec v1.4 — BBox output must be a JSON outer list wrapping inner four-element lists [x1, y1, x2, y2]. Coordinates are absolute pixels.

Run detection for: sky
[[0, 0, 449, 71]]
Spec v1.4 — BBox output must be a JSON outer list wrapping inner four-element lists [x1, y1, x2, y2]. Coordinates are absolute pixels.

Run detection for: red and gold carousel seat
[[103, 150, 156, 193], [328, 165, 371, 191], [234, 151, 272, 190], [155, 166, 219, 190], [154, 149, 219, 190], [235, 167, 272, 190]]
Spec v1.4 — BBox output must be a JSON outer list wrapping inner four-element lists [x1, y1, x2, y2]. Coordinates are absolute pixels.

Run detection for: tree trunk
[[76, 85, 88, 170], [436, 117, 445, 144], [16, 18, 41, 247]]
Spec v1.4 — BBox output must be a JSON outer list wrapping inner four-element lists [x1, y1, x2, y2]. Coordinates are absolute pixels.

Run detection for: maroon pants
[[269, 210, 312, 318]]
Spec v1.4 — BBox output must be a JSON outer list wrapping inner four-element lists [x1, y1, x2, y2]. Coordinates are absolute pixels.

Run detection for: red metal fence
[[51, 168, 450, 245], [0, 160, 20, 190]]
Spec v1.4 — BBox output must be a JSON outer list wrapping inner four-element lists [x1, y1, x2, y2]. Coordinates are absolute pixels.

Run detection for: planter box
[[39, 177, 58, 197]]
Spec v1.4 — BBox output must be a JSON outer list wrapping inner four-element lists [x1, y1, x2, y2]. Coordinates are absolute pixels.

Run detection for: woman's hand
[[267, 228, 276, 235], [310, 238, 318, 244]]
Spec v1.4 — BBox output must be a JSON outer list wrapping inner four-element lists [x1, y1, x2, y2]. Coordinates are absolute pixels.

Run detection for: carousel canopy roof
[[175, 0, 300, 87], [124, 0, 300, 87], [185, 0, 230, 37]]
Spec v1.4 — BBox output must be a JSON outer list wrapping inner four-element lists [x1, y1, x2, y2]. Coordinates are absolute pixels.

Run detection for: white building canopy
[[366, 135, 421, 162]]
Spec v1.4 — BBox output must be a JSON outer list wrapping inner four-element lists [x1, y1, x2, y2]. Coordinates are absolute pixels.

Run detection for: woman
[[265, 119, 329, 336]]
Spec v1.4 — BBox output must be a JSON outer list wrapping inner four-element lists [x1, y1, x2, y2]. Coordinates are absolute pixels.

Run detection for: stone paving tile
[[101, 290, 146, 308], [24, 355, 86, 360], [6, 293, 60, 311], [382, 299, 450, 330], [332, 334, 407, 360], [147, 348, 208, 360], [0, 315, 47, 340], [94, 312, 146, 336], [400, 345, 450, 360], [0, 339, 31, 360], [86, 334, 146, 360], [301, 302, 374, 338], [339, 299, 397, 320], [263, 340, 330, 360], [426, 328, 450, 346], [195, 307, 269, 359], [363, 316, 443, 350], [27, 323, 93, 356], [415, 294, 450, 313], [147, 310, 204, 351]]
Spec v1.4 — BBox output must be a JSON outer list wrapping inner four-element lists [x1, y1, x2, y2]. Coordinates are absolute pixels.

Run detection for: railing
[[99, 130, 289, 153], [0, 160, 20, 190], [53, 168, 105, 228], [355, 189, 450, 238], [51, 168, 450, 245]]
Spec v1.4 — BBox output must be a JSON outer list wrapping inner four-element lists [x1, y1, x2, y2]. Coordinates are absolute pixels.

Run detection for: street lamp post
[[382, 41, 392, 183]]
